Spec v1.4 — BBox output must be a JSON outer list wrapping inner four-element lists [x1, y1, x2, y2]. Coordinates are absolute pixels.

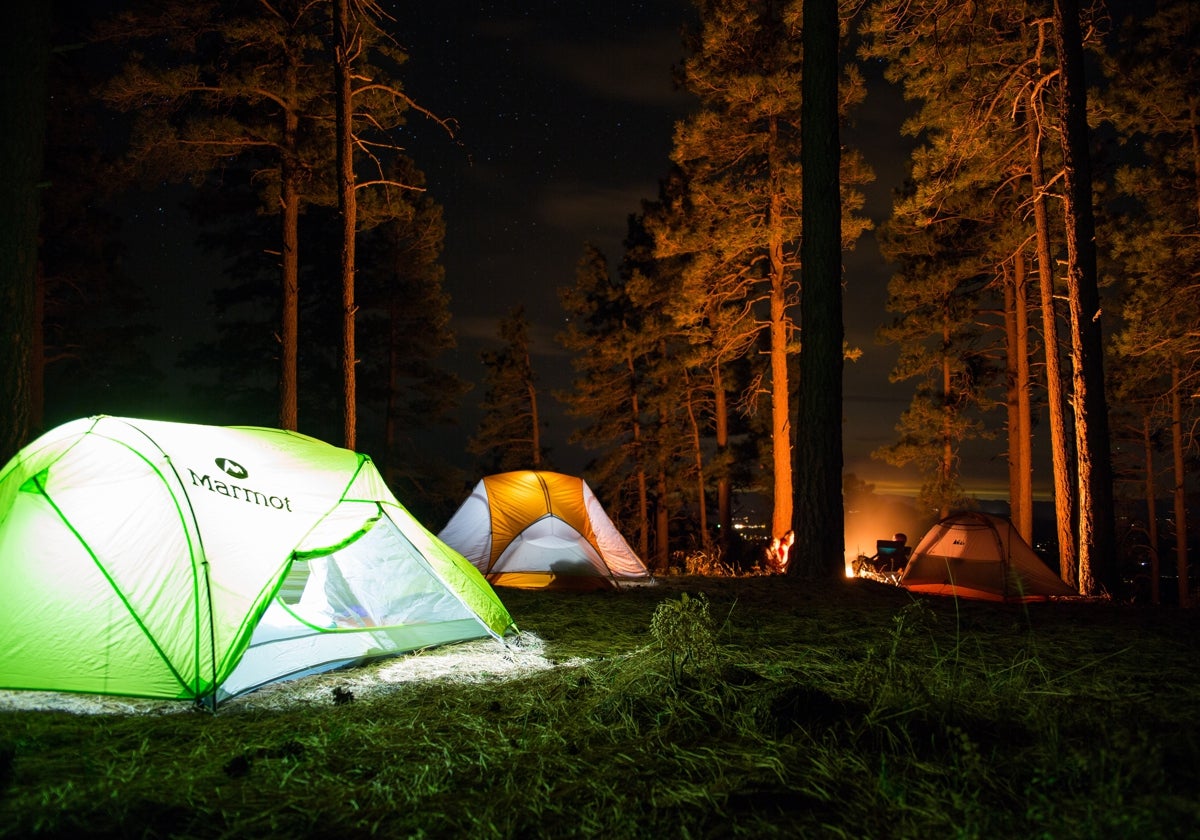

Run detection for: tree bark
[[1006, 252, 1034, 542], [768, 119, 793, 540], [278, 55, 301, 432], [713, 363, 732, 545], [655, 468, 670, 572], [1142, 412, 1160, 605], [526, 356, 541, 467], [0, 4, 50, 461], [1054, 0, 1116, 595], [1171, 365, 1190, 607], [1004, 263, 1022, 531], [627, 353, 650, 560], [940, 324, 954, 521], [792, 0, 844, 578], [1026, 96, 1077, 584], [684, 375, 709, 549], [334, 0, 358, 449]]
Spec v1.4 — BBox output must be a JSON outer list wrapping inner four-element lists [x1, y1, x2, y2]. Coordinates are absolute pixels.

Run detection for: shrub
[[650, 593, 718, 687]]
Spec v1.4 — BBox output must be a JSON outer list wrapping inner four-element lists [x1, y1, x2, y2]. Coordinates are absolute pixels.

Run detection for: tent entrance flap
[[222, 514, 498, 699]]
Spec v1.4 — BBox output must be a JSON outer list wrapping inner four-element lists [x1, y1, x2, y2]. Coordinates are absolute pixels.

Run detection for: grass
[[2, 575, 1199, 838]]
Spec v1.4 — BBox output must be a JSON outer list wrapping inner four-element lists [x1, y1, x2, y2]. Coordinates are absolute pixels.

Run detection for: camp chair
[[865, 539, 910, 582]]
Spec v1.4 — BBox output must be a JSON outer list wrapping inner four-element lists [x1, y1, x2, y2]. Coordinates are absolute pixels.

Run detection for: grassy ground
[[2, 575, 1199, 839]]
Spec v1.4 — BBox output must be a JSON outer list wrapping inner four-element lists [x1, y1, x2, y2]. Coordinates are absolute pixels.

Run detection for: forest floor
[[3, 574, 1199, 838]]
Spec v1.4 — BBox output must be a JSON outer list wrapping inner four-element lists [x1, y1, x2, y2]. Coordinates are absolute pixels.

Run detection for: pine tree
[[872, 187, 995, 518], [0, 3, 51, 461], [627, 203, 703, 569], [557, 242, 653, 557], [667, 0, 870, 542], [860, 2, 1024, 522], [792, 0, 845, 578], [1101, 0, 1200, 605], [96, 0, 427, 436], [333, 0, 359, 448], [859, 0, 1113, 585], [355, 158, 466, 522], [645, 169, 755, 551], [29, 7, 164, 436], [332, 0, 451, 449], [469, 306, 545, 473], [97, 0, 329, 430], [1052, 0, 1115, 596], [1001, 251, 1035, 540]]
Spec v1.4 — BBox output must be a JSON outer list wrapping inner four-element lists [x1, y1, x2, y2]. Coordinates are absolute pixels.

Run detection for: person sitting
[[778, 529, 795, 572], [852, 532, 909, 579], [870, 532, 910, 575], [760, 530, 794, 574], [762, 536, 782, 574]]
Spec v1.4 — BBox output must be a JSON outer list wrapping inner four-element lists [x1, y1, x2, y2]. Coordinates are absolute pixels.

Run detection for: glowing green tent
[[0, 416, 516, 707]]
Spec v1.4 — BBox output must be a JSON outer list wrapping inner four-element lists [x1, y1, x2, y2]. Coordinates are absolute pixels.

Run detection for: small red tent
[[899, 512, 1078, 602]]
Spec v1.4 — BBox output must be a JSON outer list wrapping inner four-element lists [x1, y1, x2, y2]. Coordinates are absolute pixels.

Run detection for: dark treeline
[[3, 0, 1197, 600]]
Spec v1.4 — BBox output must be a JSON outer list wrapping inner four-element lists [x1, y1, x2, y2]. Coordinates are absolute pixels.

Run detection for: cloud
[[540, 30, 692, 107], [453, 313, 569, 360], [464, 6, 694, 108], [534, 179, 649, 239]]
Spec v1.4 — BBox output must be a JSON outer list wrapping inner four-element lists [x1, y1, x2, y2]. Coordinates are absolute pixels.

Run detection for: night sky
[[129, 2, 994, 499], [386, 2, 934, 495]]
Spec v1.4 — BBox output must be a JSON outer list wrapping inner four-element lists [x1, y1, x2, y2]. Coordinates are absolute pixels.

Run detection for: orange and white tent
[[899, 511, 1078, 602], [438, 471, 651, 590]]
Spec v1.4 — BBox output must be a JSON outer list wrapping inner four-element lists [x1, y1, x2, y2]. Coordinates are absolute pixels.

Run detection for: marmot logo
[[215, 458, 248, 480]]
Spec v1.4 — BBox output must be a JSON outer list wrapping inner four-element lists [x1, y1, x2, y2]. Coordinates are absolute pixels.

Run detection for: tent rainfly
[[439, 470, 651, 590], [899, 511, 1078, 602], [0, 416, 516, 707]]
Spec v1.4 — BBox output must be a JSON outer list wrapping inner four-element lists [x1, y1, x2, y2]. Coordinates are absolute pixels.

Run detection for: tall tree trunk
[[278, 58, 301, 432], [1003, 259, 1022, 520], [713, 363, 732, 545], [655, 468, 670, 572], [32, 263, 44, 434], [792, 0, 843, 578], [1014, 254, 1033, 542], [1, 3, 50, 461], [684, 374, 709, 550], [383, 301, 400, 487], [1054, 0, 1116, 595], [627, 353, 649, 560], [1142, 412, 1160, 605], [1004, 263, 1022, 529], [526, 362, 541, 468], [1026, 97, 1076, 584], [334, 0, 358, 449], [768, 118, 793, 539], [940, 337, 954, 521], [636, 460, 649, 561], [1170, 364, 1190, 607], [1006, 253, 1034, 542]]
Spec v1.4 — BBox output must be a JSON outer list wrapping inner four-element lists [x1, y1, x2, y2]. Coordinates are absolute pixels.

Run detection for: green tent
[[0, 416, 516, 707]]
